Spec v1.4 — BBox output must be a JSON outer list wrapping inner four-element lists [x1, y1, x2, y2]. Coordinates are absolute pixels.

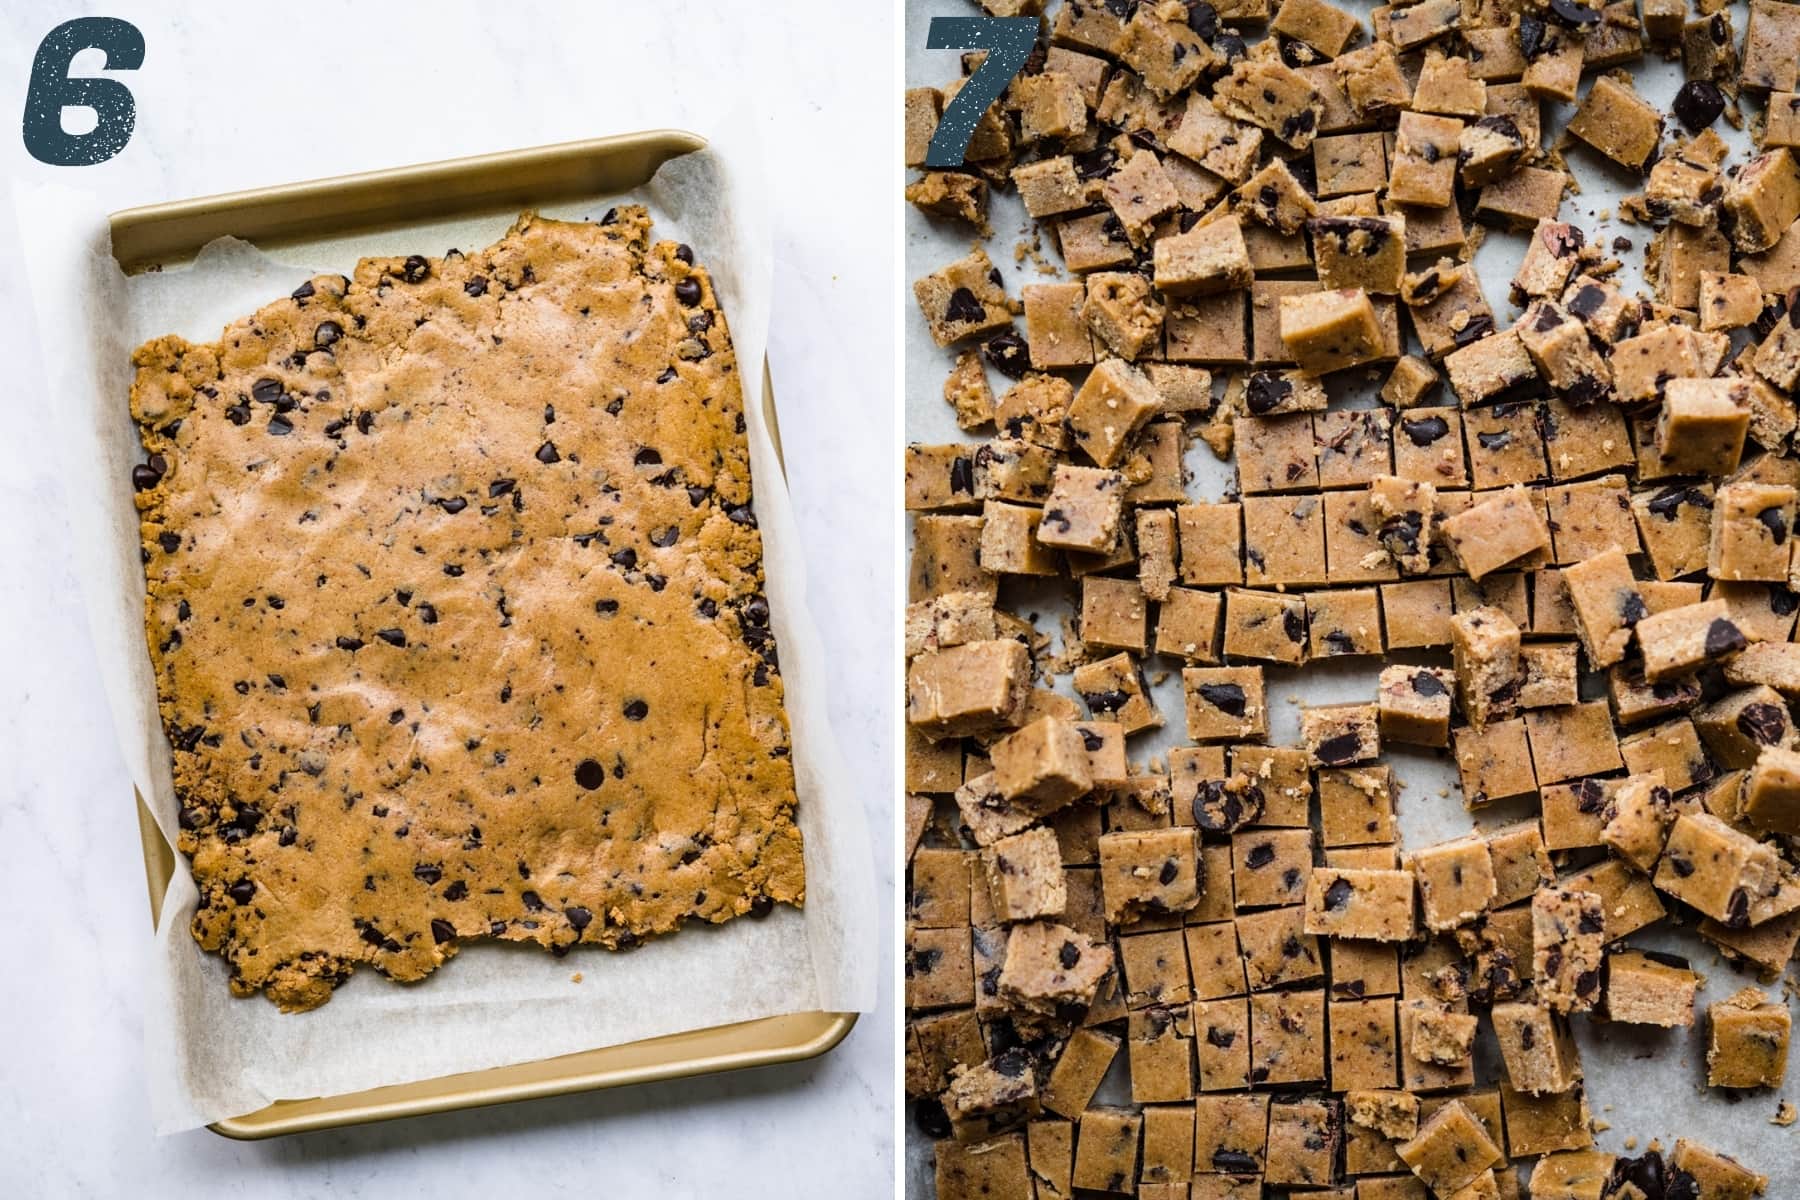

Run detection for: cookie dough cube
[[999, 921, 1116, 1014], [1411, 835, 1497, 930], [1540, 779, 1610, 852], [1126, 1003, 1196, 1103], [1637, 597, 1746, 682], [1440, 487, 1551, 582], [915, 248, 1014, 347], [1154, 215, 1254, 297], [1079, 577, 1146, 654], [1390, 112, 1464, 208], [1071, 1107, 1141, 1192], [1363, 474, 1434, 575], [1214, 59, 1325, 151], [936, 1132, 1032, 1200], [1073, 652, 1162, 735], [1476, 164, 1570, 229], [982, 826, 1070, 924], [1099, 828, 1200, 924], [1600, 771, 1677, 872], [1459, 114, 1530, 188], [1243, 494, 1328, 587], [1487, 822, 1554, 906], [1519, 643, 1580, 710], [1710, 481, 1796, 581], [1316, 409, 1396, 489], [1465, 402, 1548, 490], [1102, 150, 1182, 246], [1502, 1086, 1593, 1161], [1723, 149, 1800, 254], [1409, 1003, 1478, 1068], [1041, 1028, 1122, 1118], [908, 924, 976, 1009], [1306, 867, 1418, 941], [1653, 811, 1782, 925], [1194, 998, 1253, 1092], [1567, 75, 1664, 171], [1082, 272, 1164, 362], [1235, 412, 1320, 493], [1525, 702, 1623, 786], [1182, 665, 1267, 742], [1312, 216, 1408, 296], [1396, 1099, 1502, 1195], [1654, 378, 1752, 478], [1382, 580, 1455, 648], [1034, 466, 1121, 554], [908, 639, 1033, 739], [911, 513, 994, 603], [1156, 587, 1224, 663], [1193, 1091, 1268, 1169], [1450, 604, 1523, 729], [1384, 355, 1443, 409], [1172, 504, 1242, 588], [1233, 827, 1315, 909], [1445, 329, 1540, 409], [1315, 131, 1390, 197], [1604, 949, 1699, 1027], [1707, 987, 1791, 1088], [1492, 1001, 1582, 1096], [1234, 158, 1319, 236], [1531, 888, 1605, 1013], [1261, 1097, 1340, 1189], [1237, 904, 1324, 990], [990, 717, 1095, 811], [1562, 547, 1644, 669], [1222, 588, 1309, 664], [1631, 483, 1716, 581], [1320, 766, 1399, 847], [1670, 1138, 1771, 1199], [1185, 921, 1248, 1000], [1378, 665, 1453, 747], [1307, 587, 1384, 658], [1696, 684, 1797, 768], [1250, 988, 1327, 1084], [1067, 358, 1161, 469], [977, 503, 1056, 579], [1278, 288, 1385, 375], [1302, 702, 1381, 767]]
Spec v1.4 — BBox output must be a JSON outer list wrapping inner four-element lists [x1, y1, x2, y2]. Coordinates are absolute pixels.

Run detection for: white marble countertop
[[0, 1, 894, 1193]]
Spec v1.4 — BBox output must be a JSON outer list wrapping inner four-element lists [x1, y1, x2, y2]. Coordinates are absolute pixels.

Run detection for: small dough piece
[[1305, 867, 1418, 941], [1222, 588, 1310, 665], [1312, 216, 1408, 294], [1232, 827, 1316, 910], [908, 640, 1033, 739], [1653, 811, 1782, 926], [1301, 702, 1382, 767], [1410, 834, 1497, 930], [1396, 1099, 1502, 1196], [1450, 604, 1523, 729], [1098, 828, 1200, 924], [1390, 112, 1466, 208], [914, 248, 1013, 346], [1249, 988, 1327, 1084], [1154, 216, 1254, 297], [1071, 1107, 1142, 1193], [1082, 272, 1164, 361], [1604, 949, 1699, 1027], [1440, 488, 1551, 582], [1722, 148, 1800, 254], [1214, 59, 1326, 151], [1600, 771, 1676, 872], [1562, 547, 1644, 669], [1709, 481, 1796, 582], [1531, 888, 1605, 1013], [1530, 1150, 1618, 1199], [1280, 288, 1386, 374], [1183, 666, 1268, 742], [990, 718, 1095, 810], [1067, 358, 1162, 468], [1707, 986, 1792, 1088], [1038, 465, 1127, 553], [1637, 597, 1747, 681], [1493, 1001, 1582, 1095], [1744, 744, 1800, 833], [1073, 653, 1163, 735], [1378, 665, 1454, 747], [1566, 75, 1664, 171], [998, 921, 1116, 1015], [1656, 378, 1753, 477], [1409, 1004, 1478, 1067]]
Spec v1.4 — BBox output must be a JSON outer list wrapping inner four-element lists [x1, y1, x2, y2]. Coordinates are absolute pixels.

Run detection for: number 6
[[22, 17, 145, 167]]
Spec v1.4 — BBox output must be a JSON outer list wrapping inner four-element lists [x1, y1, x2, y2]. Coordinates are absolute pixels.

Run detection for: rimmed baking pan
[[111, 128, 850, 1139]]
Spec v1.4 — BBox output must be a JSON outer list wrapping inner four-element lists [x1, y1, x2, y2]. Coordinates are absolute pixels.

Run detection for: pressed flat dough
[[130, 208, 803, 1011]]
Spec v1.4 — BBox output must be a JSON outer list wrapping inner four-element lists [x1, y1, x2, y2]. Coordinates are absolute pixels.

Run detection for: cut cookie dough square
[[1237, 904, 1324, 990], [1233, 827, 1316, 910], [915, 248, 1014, 346], [1222, 588, 1310, 665], [1305, 867, 1417, 941], [1307, 587, 1384, 658], [1194, 998, 1253, 1092], [1410, 834, 1498, 929], [1073, 653, 1163, 735], [908, 639, 1033, 739], [1604, 949, 1700, 1027], [1709, 481, 1796, 581], [1301, 702, 1382, 768], [1156, 586, 1224, 663], [1440, 487, 1552, 582], [1320, 765, 1400, 846], [1392, 409, 1470, 501], [1249, 988, 1327, 1085], [1242, 493, 1330, 587], [1177, 502, 1246, 586], [1279, 289, 1386, 375], [1099, 828, 1201, 924], [1706, 987, 1791, 1088], [1235, 412, 1320, 493], [1038, 465, 1127, 554], [1080, 576, 1148, 654], [1492, 1001, 1582, 1095], [1524, 702, 1624, 785], [1183, 665, 1269, 742], [1378, 666, 1454, 747], [1381, 580, 1456, 648], [1396, 1098, 1501, 1195], [1532, 887, 1605, 1013]]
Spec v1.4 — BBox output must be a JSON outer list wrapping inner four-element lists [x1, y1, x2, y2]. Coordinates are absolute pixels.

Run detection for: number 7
[[923, 17, 1038, 169]]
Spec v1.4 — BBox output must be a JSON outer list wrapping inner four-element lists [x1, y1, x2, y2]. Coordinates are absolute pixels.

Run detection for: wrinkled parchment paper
[[903, 0, 1798, 1192], [18, 129, 875, 1133]]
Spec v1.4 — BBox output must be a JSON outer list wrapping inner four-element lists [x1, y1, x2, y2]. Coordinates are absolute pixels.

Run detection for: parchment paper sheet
[[17, 124, 875, 1133], [903, 0, 1798, 1192]]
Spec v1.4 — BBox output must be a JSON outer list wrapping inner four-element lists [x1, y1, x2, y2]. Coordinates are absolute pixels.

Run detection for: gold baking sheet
[[113, 130, 849, 1139]]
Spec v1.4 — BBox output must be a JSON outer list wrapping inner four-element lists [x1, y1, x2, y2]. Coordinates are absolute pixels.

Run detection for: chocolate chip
[[132, 460, 165, 491], [1324, 877, 1354, 911], [430, 918, 456, 944], [1058, 940, 1081, 968], [1213, 1150, 1259, 1173], [401, 254, 430, 283], [1726, 887, 1750, 928], [611, 547, 637, 569], [267, 414, 294, 436], [464, 276, 489, 297], [1519, 13, 1546, 56], [624, 699, 649, 721], [944, 287, 985, 324], [314, 320, 343, 348], [1159, 859, 1179, 885], [565, 905, 593, 933], [291, 280, 315, 300], [1738, 703, 1787, 745], [335, 636, 363, 651], [1244, 372, 1293, 414], [983, 331, 1031, 380], [1283, 607, 1305, 643], [227, 879, 256, 904], [1315, 732, 1362, 765], [1672, 79, 1726, 131], [536, 441, 560, 464], [1402, 415, 1450, 446], [1246, 842, 1276, 869], [1198, 682, 1247, 716], [1412, 670, 1448, 698], [1758, 506, 1789, 544], [574, 759, 605, 790], [1705, 617, 1748, 658]]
